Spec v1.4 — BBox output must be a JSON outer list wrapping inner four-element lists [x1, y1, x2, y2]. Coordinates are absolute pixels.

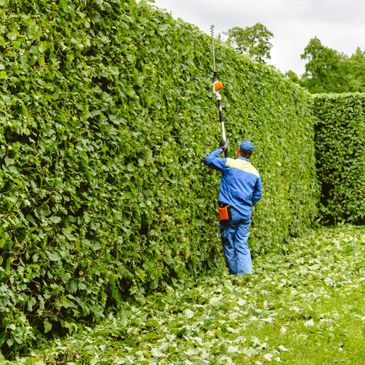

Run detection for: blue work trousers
[[219, 206, 252, 275]]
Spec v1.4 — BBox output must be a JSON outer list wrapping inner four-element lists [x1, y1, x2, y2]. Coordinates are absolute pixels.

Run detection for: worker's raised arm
[[204, 148, 227, 171]]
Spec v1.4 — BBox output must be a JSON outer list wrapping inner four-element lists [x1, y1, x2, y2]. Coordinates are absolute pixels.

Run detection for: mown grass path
[[6, 226, 365, 364]]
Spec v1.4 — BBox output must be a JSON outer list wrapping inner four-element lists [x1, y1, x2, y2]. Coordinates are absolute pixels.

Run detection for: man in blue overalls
[[204, 141, 262, 275]]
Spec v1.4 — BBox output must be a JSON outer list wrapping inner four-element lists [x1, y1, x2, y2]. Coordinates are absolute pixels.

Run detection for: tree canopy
[[298, 37, 365, 93], [225, 23, 273, 63]]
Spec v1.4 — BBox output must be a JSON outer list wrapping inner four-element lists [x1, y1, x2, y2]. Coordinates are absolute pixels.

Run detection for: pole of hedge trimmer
[[211, 25, 228, 157]]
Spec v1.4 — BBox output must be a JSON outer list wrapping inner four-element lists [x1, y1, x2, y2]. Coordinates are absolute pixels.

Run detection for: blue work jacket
[[204, 149, 262, 217]]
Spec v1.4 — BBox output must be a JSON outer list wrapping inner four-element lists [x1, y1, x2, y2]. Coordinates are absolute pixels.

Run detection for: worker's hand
[[219, 139, 229, 152]]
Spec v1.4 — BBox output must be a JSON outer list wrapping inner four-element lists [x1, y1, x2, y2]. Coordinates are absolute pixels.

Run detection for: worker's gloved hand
[[219, 139, 229, 152]]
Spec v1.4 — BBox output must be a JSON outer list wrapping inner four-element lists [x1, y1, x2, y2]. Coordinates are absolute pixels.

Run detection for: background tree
[[342, 47, 365, 92], [300, 38, 365, 93], [300, 37, 346, 93], [226, 23, 273, 63]]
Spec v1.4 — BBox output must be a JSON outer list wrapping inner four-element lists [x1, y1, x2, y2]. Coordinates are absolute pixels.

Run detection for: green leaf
[[47, 252, 60, 262], [44, 320, 52, 334]]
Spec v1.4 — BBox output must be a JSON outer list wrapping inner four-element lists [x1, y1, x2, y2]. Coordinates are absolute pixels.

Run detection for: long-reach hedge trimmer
[[210, 24, 228, 157]]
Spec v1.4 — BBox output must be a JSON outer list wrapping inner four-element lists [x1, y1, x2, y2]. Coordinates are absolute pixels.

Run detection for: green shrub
[[0, 0, 318, 357], [313, 93, 365, 224]]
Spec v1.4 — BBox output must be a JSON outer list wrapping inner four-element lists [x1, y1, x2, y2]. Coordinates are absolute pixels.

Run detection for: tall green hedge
[[0, 0, 318, 357], [313, 93, 365, 224]]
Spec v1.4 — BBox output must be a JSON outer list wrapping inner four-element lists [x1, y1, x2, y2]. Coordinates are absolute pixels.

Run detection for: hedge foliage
[[0, 0, 317, 357], [313, 93, 365, 224]]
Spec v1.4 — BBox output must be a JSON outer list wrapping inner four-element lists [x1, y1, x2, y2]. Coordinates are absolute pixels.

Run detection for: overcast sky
[[152, 0, 365, 75]]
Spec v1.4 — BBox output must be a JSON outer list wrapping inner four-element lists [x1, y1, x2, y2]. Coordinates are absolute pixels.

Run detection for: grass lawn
[[5, 225, 365, 364]]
